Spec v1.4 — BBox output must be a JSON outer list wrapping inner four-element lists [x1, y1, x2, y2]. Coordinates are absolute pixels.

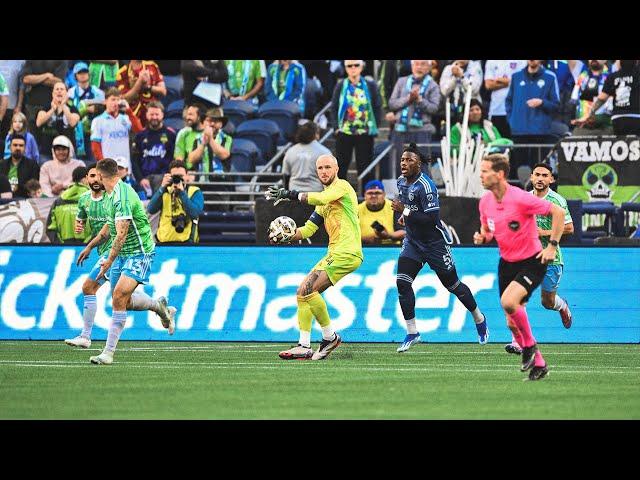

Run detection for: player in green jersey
[[66, 165, 176, 350], [505, 163, 575, 355], [266, 154, 363, 361], [77, 158, 167, 365]]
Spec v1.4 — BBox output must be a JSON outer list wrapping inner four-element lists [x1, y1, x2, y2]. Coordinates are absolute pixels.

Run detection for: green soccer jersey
[[76, 191, 112, 256], [104, 181, 155, 257], [533, 189, 572, 265]]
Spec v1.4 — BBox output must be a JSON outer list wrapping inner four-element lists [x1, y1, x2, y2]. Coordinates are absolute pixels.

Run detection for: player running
[[505, 163, 574, 355], [474, 154, 565, 381], [392, 143, 489, 352], [265, 154, 363, 361], [76, 158, 170, 365]]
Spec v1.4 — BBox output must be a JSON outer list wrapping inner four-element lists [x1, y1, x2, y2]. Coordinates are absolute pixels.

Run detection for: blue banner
[[0, 246, 638, 342]]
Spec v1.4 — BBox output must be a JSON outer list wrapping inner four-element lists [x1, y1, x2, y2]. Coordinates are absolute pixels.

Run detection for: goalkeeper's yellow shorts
[[312, 251, 363, 285]]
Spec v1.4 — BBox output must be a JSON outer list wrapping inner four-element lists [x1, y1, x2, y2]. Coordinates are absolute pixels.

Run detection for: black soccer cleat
[[504, 343, 522, 355], [528, 364, 549, 381], [520, 344, 538, 372]]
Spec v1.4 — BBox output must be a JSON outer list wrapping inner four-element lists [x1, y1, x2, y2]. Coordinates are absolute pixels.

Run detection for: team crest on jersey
[[427, 194, 433, 201], [537, 79, 545, 88], [409, 192, 414, 201], [488, 218, 496, 232], [160, 134, 168, 144], [509, 220, 520, 231]]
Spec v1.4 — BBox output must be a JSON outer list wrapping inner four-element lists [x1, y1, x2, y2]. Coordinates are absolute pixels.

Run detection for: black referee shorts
[[498, 253, 548, 302]]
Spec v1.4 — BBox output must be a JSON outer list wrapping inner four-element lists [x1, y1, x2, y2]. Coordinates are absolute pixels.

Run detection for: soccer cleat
[[505, 343, 523, 355], [279, 344, 313, 360], [527, 364, 549, 381], [156, 296, 172, 329], [311, 333, 342, 360], [478, 327, 489, 345], [64, 335, 91, 348], [397, 333, 421, 352], [520, 344, 538, 372], [167, 306, 177, 335], [560, 301, 572, 329], [90, 351, 114, 365]]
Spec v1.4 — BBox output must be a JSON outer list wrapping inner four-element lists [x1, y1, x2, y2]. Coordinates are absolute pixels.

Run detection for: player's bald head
[[316, 154, 338, 168]]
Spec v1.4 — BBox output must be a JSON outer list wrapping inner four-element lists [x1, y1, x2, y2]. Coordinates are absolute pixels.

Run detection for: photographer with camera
[[358, 179, 405, 245], [147, 159, 203, 243]]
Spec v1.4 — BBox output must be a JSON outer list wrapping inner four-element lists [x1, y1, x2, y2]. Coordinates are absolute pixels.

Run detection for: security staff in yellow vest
[[147, 160, 204, 243], [358, 179, 405, 245]]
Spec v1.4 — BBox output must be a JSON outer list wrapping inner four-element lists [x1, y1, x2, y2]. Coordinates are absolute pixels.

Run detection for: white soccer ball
[[269, 216, 297, 243]]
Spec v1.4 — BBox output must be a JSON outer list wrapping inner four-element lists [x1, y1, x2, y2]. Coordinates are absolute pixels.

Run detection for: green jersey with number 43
[[76, 191, 112, 256], [104, 181, 155, 256], [533, 189, 572, 266]]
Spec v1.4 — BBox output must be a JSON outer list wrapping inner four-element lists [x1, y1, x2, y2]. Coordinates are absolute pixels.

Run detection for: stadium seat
[[161, 87, 182, 110], [166, 99, 185, 119], [257, 100, 300, 144], [163, 116, 184, 132], [223, 100, 258, 128], [234, 119, 281, 161], [163, 75, 184, 96], [229, 138, 262, 174], [617, 202, 640, 236], [581, 201, 617, 243]]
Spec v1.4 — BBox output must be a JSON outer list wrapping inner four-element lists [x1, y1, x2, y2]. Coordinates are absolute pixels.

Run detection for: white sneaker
[[64, 335, 91, 348], [311, 333, 342, 360], [167, 306, 177, 335], [156, 296, 171, 329], [90, 351, 114, 365], [278, 344, 313, 360]]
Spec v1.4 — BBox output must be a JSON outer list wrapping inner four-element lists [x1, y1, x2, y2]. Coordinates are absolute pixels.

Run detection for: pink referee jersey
[[479, 184, 552, 262]]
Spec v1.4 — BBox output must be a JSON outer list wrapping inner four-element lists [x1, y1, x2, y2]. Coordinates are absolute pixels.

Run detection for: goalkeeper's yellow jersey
[[299, 178, 363, 260]]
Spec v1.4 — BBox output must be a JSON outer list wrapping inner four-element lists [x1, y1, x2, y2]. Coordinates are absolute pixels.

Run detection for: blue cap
[[364, 180, 385, 192], [73, 62, 89, 75]]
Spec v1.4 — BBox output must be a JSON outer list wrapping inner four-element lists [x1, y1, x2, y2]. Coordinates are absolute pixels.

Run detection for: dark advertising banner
[[557, 136, 640, 204]]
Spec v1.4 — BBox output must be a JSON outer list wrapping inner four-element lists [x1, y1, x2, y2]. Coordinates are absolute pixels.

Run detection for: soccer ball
[[269, 216, 297, 243]]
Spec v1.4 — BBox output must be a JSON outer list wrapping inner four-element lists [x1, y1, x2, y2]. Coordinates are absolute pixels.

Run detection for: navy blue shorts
[[399, 238, 455, 274]]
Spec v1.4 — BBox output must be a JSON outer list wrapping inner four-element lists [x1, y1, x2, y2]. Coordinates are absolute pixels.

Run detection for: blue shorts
[[400, 238, 455, 274], [109, 252, 156, 286], [541, 264, 563, 292], [88, 254, 111, 286]]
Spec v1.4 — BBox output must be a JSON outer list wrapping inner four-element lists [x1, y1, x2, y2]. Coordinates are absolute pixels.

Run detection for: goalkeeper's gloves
[[265, 186, 300, 206]]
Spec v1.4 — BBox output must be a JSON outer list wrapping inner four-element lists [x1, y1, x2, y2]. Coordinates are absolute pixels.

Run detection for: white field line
[[0, 363, 638, 375]]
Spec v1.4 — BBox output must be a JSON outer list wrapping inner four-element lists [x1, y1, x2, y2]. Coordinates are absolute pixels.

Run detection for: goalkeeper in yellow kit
[[266, 154, 363, 360]]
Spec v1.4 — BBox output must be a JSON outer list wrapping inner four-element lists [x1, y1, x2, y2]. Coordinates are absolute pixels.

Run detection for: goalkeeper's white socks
[[405, 318, 418, 334], [321, 325, 335, 341], [299, 330, 311, 349]]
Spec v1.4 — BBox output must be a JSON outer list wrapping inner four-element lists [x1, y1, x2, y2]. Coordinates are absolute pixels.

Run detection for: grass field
[[0, 341, 638, 419]]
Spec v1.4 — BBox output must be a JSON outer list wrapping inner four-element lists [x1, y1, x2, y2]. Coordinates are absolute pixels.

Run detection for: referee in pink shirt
[[474, 153, 565, 381]]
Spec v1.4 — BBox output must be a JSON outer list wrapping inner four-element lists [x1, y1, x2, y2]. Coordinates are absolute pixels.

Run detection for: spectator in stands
[[4, 111, 39, 162], [67, 62, 105, 162], [388, 60, 442, 170], [574, 60, 640, 136], [505, 60, 559, 179], [90, 87, 144, 173], [117, 60, 166, 126], [0, 173, 12, 199], [181, 60, 229, 108], [264, 60, 307, 115], [174, 103, 207, 169], [0, 134, 40, 198], [88, 61, 119, 90], [35, 81, 80, 162], [24, 178, 43, 198], [224, 60, 266, 106], [131, 101, 176, 195], [147, 159, 204, 244], [440, 60, 483, 124], [181, 106, 232, 176], [0, 60, 26, 159], [115, 156, 145, 199], [20, 60, 68, 139], [450, 99, 509, 155], [39, 135, 86, 197], [544, 60, 575, 132], [46, 165, 89, 244], [331, 60, 382, 186], [570, 60, 613, 136], [282, 121, 331, 192], [484, 60, 527, 137], [358, 179, 405, 245]]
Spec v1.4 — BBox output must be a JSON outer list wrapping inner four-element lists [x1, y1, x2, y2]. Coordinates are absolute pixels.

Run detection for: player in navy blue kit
[[393, 144, 489, 352]]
